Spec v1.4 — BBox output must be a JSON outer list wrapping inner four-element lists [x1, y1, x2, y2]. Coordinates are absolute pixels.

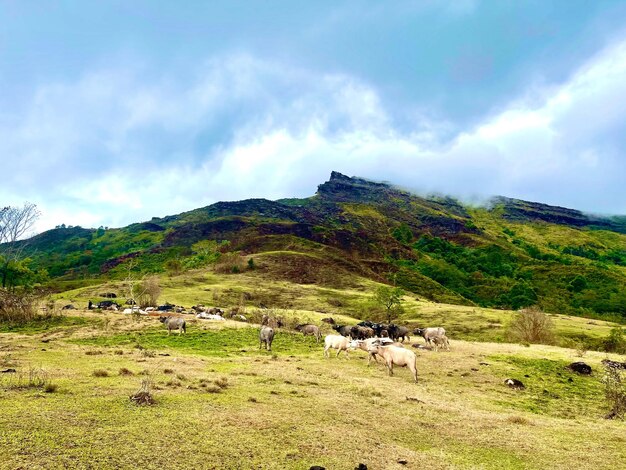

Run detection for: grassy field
[[1, 304, 625, 469], [53, 269, 621, 347]]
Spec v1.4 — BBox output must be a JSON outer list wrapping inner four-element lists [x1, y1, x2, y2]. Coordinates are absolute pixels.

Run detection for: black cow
[[332, 324, 352, 337]]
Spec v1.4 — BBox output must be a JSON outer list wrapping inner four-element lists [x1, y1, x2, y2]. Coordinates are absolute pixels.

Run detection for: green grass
[[71, 326, 323, 358], [488, 355, 604, 418], [1, 310, 625, 469], [0, 315, 96, 334]]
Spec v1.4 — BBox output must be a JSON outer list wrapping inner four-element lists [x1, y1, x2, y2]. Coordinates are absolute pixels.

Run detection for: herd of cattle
[[89, 299, 449, 384], [258, 317, 450, 384]]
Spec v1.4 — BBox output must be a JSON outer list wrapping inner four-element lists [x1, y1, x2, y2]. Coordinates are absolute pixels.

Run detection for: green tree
[[507, 281, 538, 310], [165, 258, 183, 276], [568, 275, 588, 293], [604, 327, 626, 354], [373, 285, 405, 323], [391, 223, 413, 244]]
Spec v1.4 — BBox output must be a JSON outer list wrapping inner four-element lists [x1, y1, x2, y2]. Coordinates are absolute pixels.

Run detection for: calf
[[414, 327, 447, 347], [159, 316, 186, 335], [431, 334, 450, 352]]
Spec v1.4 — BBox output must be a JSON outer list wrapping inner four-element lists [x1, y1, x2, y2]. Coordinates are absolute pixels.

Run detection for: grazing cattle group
[[89, 296, 449, 384]]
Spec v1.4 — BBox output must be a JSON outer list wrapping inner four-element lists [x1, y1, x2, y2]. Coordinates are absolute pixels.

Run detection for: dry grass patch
[[506, 415, 532, 425], [84, 350, 104, 356], [92, 369, 109, 377], [214, 377, 229, 389]]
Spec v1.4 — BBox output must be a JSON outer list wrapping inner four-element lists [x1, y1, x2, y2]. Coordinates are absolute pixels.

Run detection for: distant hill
[[18, 171, 626, 320]]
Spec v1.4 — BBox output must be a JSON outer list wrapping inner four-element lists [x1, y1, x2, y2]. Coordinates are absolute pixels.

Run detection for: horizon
[[3, 1, 626, 232]]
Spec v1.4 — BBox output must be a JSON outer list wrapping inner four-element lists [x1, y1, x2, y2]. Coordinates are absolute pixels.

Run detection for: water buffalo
[[414, 327, 448, 349], [295, 324, 322, 342], [324, 335, 350, 358], [159, 316, 186, 335], [367, 341, 418, 383], [332, 324, 352, 337], [259, 326, 275, 351]]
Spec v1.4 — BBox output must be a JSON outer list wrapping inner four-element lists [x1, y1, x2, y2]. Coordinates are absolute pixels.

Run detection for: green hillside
[[14, 171, 626, 321]]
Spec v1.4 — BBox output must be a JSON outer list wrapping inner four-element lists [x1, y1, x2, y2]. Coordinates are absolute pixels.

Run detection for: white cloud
[[4, 36, 626, 234]]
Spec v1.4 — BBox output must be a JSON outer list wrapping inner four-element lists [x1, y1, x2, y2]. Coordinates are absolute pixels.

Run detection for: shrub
[[568, 275, 588, 293], [602, 365, 626, 419], [119, 368, 134, 376], [92, 369, 109, 377], [604, 327, 626, 354], [214, 252, 246, 274], [138, 275, 161, 307], [507, 307, 554, 344], [0, 288, 45, 323], [43, 383, 58, 393]]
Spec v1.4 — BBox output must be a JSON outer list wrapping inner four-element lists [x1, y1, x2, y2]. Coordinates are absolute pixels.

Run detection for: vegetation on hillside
[[6, 172, 626, 323]]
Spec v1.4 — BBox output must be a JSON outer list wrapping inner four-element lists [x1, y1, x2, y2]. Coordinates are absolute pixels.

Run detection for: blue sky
[[3, 1, 626, 232]]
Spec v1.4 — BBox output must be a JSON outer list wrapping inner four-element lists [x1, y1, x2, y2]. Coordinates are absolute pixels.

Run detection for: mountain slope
[[18, 172, 626, 320]]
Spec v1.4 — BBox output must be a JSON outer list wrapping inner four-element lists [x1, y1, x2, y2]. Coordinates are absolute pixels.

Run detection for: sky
[[3, 1, 626, 232]]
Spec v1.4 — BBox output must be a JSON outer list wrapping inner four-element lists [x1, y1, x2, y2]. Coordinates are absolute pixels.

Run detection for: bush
[[604, 327, 626, 354], [0, 288, 45, 323], [507, 307, 554, 344], [138, 276, 161, 307], [602, 365, 626, 419], [214, 252, 246, 274]]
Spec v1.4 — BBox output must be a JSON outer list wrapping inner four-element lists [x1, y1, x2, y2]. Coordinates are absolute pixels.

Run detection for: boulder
[[602, 359, 626, 370], [568, 362, 592, 375]]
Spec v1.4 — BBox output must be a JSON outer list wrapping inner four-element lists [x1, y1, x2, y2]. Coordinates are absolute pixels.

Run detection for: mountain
[[17, 171, 626, 320]]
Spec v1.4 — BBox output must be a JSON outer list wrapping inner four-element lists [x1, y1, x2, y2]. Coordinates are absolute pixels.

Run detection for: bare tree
[[140, 275, 161, 307], [123, 263, 161, 309], [0, 203, 40, 288]]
